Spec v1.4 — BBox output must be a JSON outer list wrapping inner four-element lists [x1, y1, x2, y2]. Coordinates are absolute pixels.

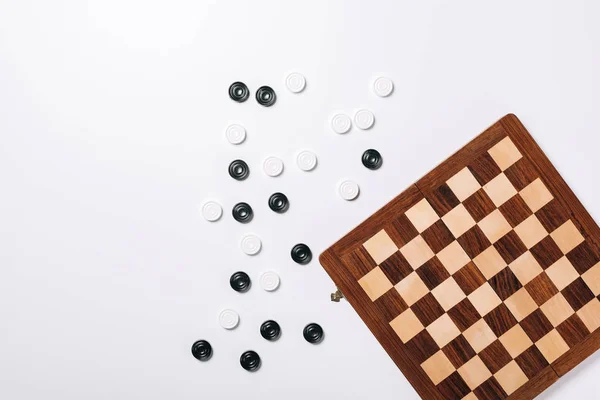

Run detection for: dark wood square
[[457, 225, 492, 259], [488, 267, 522, 301], [373, 288, 409, 321], [437, 372, 471, 400], [340, 247, 377, 280], [535, 198, 571, 233], [483, 303, 518, 337], [421, 220, 455, 253], [504, 157, 538, 191], [494, 230, 528, 264], [557, 314, 591, 347], [387, 214, 420, 248], [462, 189, 496, 222], [453, 262, 487, 295], [442, 335, 476, 368], [417, 257, 451, 290], [567, 241, 600, 275], [426, 183, 460, 217], [412, 293, 445, 326], [530, 236, 563, 269], [447, 298, 482, 331], [468, 153, 502, 186], [473, 377, 508, 400], [404, 330, 440, 364], [520, 309, 554, 342], [379, 251, 413, 284], [478, 340, 513, 374], [525, 272, 559, 306], [499, 194, 532, 227], [515, 346, 549, 379], [561, 278, 596, 311]]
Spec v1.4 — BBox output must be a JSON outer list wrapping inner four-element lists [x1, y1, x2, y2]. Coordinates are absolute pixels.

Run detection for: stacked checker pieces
[[319, 114, 600, 400]]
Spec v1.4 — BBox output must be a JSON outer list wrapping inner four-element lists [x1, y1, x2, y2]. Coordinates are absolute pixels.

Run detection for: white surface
[[218, 309, 240, 330], [259, 271, 281, 292], [1, 1, 600, 399]]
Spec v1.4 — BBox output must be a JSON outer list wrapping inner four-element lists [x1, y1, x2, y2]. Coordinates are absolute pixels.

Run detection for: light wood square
[[514, 215, 548, 249], [458, 356, 492, 390], [509, 251, 543, 285], [505, 288, 538, 321], [390, 308, 424, 343], [468, 283, 502, 317], [478, 209, 512, 244], [536, 329, 569, 363], [421, 350, 456, 385], [540, 293, 574, 327], [405, 198, 440, 233], [427, 314, 461, 347], [519, 178, 553, 213], [395, 271, 429, 306], [462, 393, 478, 400], [488, 137, 523, 171], [432, 277, 466, 311], [358, 266, 393, 301], [577, 298, 600, 333], [483, 173, 518, 207], [400, 236, 434, 269], [463, 319, 497, 352], [550, 220, 585, 254], [437, 241, 471, 274], [446, 167, 481, 202], [363, 229, 398, 264], [494, 360, 528, 395], [499, 325, 533, 358], [546, 257, 580, 290], [582, 262, 600, 296], [473, 246, 506, 280], [442, 204, 476, 238]]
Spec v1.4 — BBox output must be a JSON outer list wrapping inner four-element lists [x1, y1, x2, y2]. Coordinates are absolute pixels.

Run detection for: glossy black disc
[[191, 340, 212, 361], [240, 350, 261, 372], [229, 81, 249, 102], [230, 271, 251, 293], [268, 192, 289, 213], [303, 323, 324, 344], [362, 149, 383, 170], [260, 320, 281, 341], [255, 86, 276, 107], [232, 202, 253, 223], [291, 243, 312, 265], [228, 159, 249, 181]]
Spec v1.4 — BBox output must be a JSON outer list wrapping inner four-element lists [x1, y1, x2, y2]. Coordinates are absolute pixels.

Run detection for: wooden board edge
[[552, 322, 600, 376], [318, 248, 445, 400], [507, 365, 559, 400]]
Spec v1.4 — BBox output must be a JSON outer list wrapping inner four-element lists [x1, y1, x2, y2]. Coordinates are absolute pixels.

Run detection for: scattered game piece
[[331, 113, 352, 134], [201, 200, 223, 222], [232, 202, 254, 223], [319, 114, 600, 399], [338, 180, 360, 200], [362, 149, 383, 170], [268, 192, 289, 213], [230, 271, 251, 293], [260, 320, 281, 341], [372, 76, 394, 97], [240, 350, 261, 372], [255, 86, 276, 107], [262, 156, 284, 177], [191, 340, 212, 361], [228, 159, 250, 181], [225, 123, 246, 145], [259, 271, 280, 292], [240, 234, 262, 255], [303, 323, 324, 344], [218, 309, 240, 330], [354, 109, 375, 130], [296, 150, 318, 171], [291, 243, 312, 265], [285, 72, 306, 93], [228, 81, 249, 103]]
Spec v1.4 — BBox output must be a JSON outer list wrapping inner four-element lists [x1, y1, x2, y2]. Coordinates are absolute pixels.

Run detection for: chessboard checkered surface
[[320, 114, 600, 400]]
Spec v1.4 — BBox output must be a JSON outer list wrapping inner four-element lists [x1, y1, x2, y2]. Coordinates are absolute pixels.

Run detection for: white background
[[1, 1, 600, 399]]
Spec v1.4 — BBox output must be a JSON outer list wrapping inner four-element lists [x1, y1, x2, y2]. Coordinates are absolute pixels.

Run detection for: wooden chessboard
[[319, 114, 600, 399]]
